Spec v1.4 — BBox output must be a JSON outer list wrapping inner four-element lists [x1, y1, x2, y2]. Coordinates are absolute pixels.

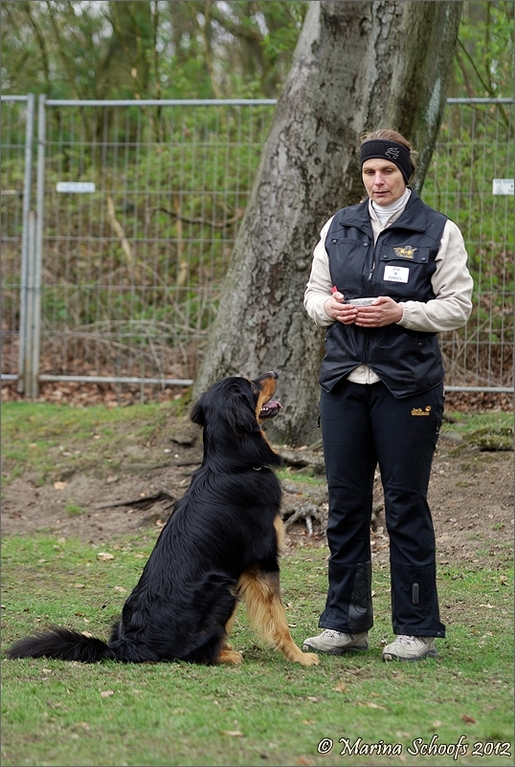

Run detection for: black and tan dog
[[7, 372, 319, 667]]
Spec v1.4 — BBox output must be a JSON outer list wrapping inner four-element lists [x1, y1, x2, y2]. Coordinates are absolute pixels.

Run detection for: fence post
[[28, 93, 46, 399], [23, 210, 37, 396], [17, 94, 35, 393]]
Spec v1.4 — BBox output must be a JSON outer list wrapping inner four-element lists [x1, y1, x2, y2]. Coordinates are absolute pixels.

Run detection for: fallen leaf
[[461, 714, 477, 724], [74, 584, 86, 589], [101, 690, 115, 698], [97, 552, 114, 561], [296, 758, 313, 766], [358, 701, 385, 710], [333, 682, 347, 693], [114, 586, 127, 593], [53, 481, 67, 490], [220, 730, 244, 737]]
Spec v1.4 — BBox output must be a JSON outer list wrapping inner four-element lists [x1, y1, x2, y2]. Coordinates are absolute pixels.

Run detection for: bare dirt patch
[[2, 400, 513, 571]]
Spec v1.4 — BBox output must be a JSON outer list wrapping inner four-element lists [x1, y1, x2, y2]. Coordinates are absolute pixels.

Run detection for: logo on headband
[[385, 146, 400, 160]]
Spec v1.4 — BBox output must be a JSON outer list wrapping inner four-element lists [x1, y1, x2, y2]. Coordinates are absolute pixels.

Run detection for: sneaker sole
[[382, 648, 437, 662], [302, 643, 368, 655]]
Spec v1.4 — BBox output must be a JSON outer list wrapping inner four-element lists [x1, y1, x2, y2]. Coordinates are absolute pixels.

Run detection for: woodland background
[[2, 1, 513, 102]]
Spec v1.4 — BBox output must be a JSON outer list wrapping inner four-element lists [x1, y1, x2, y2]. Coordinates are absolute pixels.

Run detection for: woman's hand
[[324, 293, 403, 326], [324, 291, 359, 325], [354, 296, 403, 327]]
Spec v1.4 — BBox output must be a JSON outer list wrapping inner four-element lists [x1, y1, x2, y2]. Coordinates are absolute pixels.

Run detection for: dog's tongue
[[261, 400, 282, 418]]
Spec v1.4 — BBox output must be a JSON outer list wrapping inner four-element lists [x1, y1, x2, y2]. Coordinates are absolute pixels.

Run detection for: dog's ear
[[190, 378, 259, 436], [190, 399, 205, 427], [225, 394, 258, 437]]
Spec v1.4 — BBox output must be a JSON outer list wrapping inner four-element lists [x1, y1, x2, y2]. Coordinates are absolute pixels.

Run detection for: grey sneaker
[[382, 635, 437, 662], [302, 629, 368, 654]]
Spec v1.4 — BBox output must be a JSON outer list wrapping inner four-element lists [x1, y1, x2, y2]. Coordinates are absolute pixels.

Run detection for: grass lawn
[[1, 403, 513, 765], [1, 534, 513, 767]]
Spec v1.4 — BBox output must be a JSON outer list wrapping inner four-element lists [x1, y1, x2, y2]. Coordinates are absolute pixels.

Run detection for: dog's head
[[190, 372, 282, 467]]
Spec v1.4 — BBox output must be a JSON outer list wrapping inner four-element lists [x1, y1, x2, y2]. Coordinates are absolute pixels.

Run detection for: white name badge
[[384, 265, 409, 283]]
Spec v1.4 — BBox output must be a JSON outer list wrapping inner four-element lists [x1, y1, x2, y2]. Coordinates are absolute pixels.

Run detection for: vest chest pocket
[[326, 237, 372, 288], [380, 245, 431, 265], [378, 245, 432, 290], [327, 236, 370, 252]]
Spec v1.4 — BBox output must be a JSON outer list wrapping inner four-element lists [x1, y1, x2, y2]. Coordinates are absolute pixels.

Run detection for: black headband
[[360, 139, 414, 183]]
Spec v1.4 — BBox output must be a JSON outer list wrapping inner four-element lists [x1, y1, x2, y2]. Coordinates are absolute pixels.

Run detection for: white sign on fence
[[492, 179, 514, 195], [56, 182, 96, 193]]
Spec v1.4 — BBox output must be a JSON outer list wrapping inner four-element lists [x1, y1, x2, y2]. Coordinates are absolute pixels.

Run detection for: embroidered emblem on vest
[[385, 146, 400, 160], [393, 245, 418, 259], [411, 406, 432, 416]]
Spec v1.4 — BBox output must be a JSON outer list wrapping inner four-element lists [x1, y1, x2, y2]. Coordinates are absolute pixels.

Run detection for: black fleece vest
[[320, 191, 447, 398]]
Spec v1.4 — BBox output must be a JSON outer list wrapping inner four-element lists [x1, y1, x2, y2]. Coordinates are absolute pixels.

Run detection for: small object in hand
[[345, 297, 376, 306]]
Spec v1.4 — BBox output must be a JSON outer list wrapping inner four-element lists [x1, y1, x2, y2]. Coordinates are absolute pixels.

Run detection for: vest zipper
[[368, 229, 384, 283]]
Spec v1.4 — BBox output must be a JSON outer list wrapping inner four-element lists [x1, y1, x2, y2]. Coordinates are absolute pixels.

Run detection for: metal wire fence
[[1, 96, 513, 396], [423, 98, 514, 392]]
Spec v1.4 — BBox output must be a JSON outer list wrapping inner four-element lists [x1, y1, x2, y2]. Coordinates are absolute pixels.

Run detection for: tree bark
[[193, 1, 463, 446]]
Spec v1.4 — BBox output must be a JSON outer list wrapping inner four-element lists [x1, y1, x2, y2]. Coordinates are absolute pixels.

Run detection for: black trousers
[[319, 378, 445, 638]]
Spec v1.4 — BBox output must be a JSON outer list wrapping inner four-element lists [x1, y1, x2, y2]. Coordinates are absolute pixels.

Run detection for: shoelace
[[397, 635, 424, 646]]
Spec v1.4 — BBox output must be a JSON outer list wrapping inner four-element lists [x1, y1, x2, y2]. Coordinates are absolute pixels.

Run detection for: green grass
[[441, 411, 512, 435], [441, 411, 513, 451], [1, 535, 513, 767], [1, 401, 512, 491], [1, 403, 513, 765], [1, 399, 189, 488]]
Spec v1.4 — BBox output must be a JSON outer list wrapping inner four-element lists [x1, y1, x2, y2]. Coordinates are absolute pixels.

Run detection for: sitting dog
[[7, 372, 319, 667]]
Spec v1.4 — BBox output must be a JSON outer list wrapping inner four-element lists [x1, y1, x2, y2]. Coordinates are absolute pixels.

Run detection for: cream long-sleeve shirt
[[304, 198, 474, 385]]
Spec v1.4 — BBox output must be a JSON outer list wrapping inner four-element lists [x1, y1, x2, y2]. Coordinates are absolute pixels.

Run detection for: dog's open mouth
[[259, 399, 282, 420]]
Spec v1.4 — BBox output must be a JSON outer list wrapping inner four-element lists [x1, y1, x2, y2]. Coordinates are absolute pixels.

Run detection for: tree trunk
[[193, 0, 463, 446]]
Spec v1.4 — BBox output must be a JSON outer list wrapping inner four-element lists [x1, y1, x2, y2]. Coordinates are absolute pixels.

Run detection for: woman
[[302, 129, 473, 661]]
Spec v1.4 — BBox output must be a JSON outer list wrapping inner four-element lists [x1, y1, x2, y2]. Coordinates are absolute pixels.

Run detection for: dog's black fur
[[7, 372, 318, 667]]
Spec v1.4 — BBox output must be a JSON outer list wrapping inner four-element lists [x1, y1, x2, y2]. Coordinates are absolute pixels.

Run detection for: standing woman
[[303, 129, 473, 661]]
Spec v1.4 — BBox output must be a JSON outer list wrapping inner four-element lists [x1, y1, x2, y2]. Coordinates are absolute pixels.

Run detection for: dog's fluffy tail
[[7, 626, 116, 663]]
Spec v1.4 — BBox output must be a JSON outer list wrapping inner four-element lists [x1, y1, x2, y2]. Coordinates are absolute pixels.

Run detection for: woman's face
[[362, 159, 407, 206]]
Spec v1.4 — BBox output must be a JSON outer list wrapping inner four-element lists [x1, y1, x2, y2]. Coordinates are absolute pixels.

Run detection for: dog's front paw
[[299, 651, 320, 666], [218, 649, 243, 665]]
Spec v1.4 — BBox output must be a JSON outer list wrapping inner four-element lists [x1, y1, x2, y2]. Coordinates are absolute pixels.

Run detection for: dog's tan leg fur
[[217, 648, 243, 664], [274, 514, 285, 552], [214, 603, 242, 664], [220, 604, 239, 651], [238, 569, 318, 665], [237, 519, 319, 666]]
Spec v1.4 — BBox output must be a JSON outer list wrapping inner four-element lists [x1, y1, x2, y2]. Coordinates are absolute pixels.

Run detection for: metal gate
[[1, 96, 513, 396]]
